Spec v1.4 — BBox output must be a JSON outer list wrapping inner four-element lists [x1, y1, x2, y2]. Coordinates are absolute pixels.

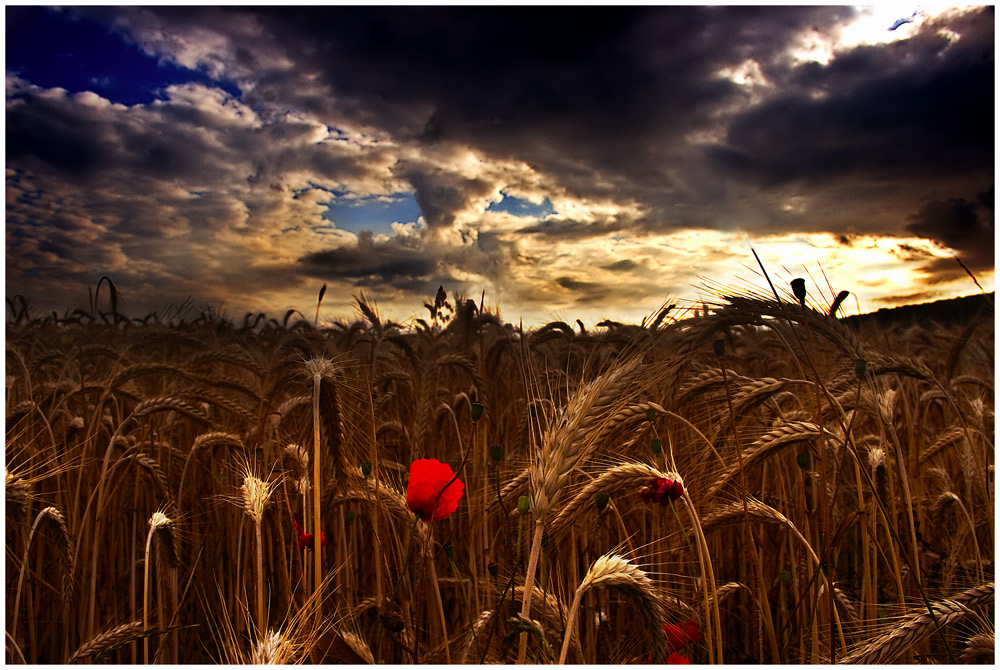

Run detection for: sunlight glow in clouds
[[5, 6, 993, 326], [791, 3, 982, 64]]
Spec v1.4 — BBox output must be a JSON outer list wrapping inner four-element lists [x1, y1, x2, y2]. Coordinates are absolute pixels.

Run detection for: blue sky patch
[[487, 195, 556, 218], [6, 6, 241, 105], [324, 192, 422, 235]]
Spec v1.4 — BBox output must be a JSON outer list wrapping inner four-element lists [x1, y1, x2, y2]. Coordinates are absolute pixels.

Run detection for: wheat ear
[[67, 620, 145, 664], [548, 461, 678, 538], [840, 582, 994, 664], [706, 421, 833, 498], [558, 553, 667, 664], [960, 632, 994, 663]]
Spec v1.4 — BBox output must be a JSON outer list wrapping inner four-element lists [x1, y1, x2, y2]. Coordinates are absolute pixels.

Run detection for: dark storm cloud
[[299, 231, 437, 282], [401, 166, 496, 230], [556, 276, 611, 303], [603, 259, 639, 272], [72, 6, 995, 237], [715, 9, 993, 189], [905, 188, 995, 280]]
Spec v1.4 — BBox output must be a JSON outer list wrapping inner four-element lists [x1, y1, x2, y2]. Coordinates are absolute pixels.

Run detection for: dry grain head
[[251, 629, 294, 665], [241, 473, 276, 524], [529, 358, 639, 520], [148, 510, 179, 568]]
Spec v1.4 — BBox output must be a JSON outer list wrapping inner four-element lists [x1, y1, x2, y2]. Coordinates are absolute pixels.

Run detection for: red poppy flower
[[668, 652, 690, 664], [640, 477, 684, 506], [683, 620, 702, 644], [292, 513, 328, 550], [663, 619, 702, 651], [663, 622, 687, 650], [406, 458, 465, 522]]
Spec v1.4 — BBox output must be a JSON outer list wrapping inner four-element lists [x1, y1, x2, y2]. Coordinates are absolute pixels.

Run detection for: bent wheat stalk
[[12, 506, 71, 642], [558, 553, 666, 664]]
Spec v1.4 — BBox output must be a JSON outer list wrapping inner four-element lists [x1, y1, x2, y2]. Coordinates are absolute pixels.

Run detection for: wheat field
[[5, 283, 994, 664]]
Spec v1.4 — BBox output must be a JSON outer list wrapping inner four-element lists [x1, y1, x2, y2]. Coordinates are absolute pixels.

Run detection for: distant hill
[[845, 292, 994, 328]]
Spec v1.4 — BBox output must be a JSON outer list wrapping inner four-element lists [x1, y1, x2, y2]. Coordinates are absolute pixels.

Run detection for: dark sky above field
[[5, 4, 995, 326]]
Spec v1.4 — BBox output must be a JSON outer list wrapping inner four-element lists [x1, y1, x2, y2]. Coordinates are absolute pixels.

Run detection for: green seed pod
[[346, 510, 356, 523], [796, 452, 809, 470], [490, 443, 503, 462], [595, 492, 610, 513], [651, 438, 662, 454], [517, 495, 530, 515], [443, 543, 455, 560], [471, 402, 484, 422], [488, 562, 499, 577], [854, 358, 867, 379], [779, 569, 791, 585], [361, 461, 372, 479]]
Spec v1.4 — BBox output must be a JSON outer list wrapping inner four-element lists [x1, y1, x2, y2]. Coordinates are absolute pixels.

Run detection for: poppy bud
[[854, 358, 867, 379], [791, 278, 807, 306], [490, 443, 503, 462], [488, 562, 499, 577], [471, 402, 484, 422], [712, 338, 725, 357], [595, 492, 610, 513], [380, 610, 405, 633], [651, 438, 662, 454], [443, 543, 455, 560], [361, 461, 372, 479], [517, 495, 530, 515]]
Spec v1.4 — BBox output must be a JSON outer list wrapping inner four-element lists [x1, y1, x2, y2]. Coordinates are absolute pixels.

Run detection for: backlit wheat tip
[[241, 473, 276, 523]]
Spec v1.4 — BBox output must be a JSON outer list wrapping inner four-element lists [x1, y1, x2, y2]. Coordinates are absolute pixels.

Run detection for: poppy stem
[[429, 410, 480, 519], [375, 514, 420, 664], [389, 515, 421, 607]]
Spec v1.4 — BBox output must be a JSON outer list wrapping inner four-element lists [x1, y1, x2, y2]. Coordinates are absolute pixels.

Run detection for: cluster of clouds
[[6, 6, 993, 324]]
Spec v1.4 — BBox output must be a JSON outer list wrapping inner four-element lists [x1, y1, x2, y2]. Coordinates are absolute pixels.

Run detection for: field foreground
[[5, 290, 994, 664]]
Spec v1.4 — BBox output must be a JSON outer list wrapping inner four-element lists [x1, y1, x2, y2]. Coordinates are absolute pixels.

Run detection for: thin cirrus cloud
[[5, 5, 993, 325]]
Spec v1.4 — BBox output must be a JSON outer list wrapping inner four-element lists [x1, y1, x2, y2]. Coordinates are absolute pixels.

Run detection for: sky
[[5, 4, 995, 327]]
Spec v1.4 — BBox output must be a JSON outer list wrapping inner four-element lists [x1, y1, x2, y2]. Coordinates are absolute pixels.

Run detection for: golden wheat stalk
[[12, 505, 72, 641], [240, 470, 276, 639], [144, 510, 175, 664], [520, 357, 639, 663]]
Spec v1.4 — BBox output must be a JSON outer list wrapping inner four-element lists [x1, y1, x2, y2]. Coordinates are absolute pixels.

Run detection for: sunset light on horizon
[[6, 5, 994, 328]]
